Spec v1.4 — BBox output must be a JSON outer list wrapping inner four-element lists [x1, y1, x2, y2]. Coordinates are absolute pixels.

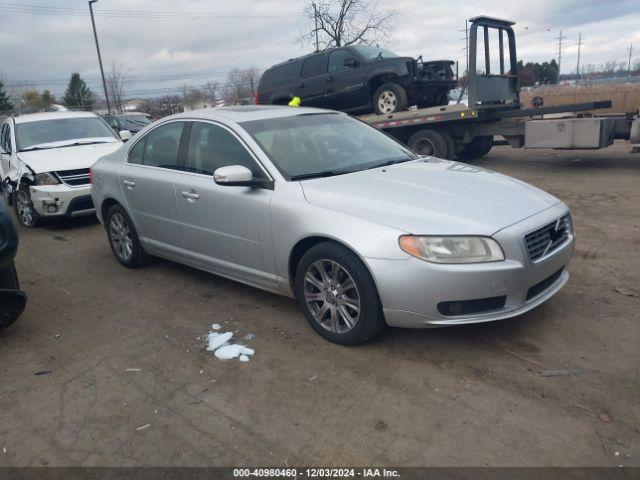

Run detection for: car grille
[[524, 214, 572, 262], [56, 169, 91, 186]]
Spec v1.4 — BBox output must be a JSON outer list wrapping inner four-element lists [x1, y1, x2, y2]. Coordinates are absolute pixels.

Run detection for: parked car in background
[[0, 199, 26, 330], [257, 46, 457, 114], [102, 112, 152, 136], [0, 111, 124, 227], [91, 106, 574, 345]]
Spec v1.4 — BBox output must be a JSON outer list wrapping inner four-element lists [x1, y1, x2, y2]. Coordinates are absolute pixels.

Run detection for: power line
[[576, 33, 583, 78], [628, 42, 634, 76]]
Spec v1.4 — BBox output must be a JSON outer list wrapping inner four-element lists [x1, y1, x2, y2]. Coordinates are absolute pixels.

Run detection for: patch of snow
[[207, 331, 233, 351], [215, 344, 255, 361], [211, 323, 222, 330], [239, 355, 250, 362], [244, 333, 255, 340]]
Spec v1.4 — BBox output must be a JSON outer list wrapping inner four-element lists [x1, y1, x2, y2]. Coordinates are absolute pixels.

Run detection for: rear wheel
[[294, 242, 386, 345], [13, 183, 39, 228], [105, 204, 150, 268], [407, 129, 451, 159], [373, 83, 408, 115], [456, 136, 493, 160]]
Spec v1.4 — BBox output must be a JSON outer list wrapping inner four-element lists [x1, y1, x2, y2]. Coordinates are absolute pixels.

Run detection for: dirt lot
[[1, 142, 638, 467]]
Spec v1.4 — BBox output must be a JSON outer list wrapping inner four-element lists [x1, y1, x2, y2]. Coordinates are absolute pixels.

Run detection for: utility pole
[[576, 33, 582, 79], [88, 0, 110, 113], [556, 30, 567, 84], [628, 43, 634, 77], [312, 2, 320, 52]]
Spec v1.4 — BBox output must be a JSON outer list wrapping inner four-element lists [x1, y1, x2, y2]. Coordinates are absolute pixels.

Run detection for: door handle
[[181, 190, 200, 201], [122, 179, 136, 189]]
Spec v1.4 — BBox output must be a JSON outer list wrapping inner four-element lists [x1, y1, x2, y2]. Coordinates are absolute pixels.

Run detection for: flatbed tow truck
[[358, 16, 640, 160]]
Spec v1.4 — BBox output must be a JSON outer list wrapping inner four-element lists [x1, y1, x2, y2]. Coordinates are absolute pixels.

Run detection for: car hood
[[17, 142, 122, 174], [300, 158, 561, 235]]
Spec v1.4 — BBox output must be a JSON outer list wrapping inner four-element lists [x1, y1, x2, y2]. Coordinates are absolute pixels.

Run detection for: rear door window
[[301, 54, 328, 78], [140, 121, 185, 170]]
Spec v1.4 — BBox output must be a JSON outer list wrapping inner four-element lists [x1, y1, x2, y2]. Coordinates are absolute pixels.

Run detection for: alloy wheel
[[303, 259, 361, 334], [378, 90, 398, 114], [109, 212, 134, 261], [15, 190, 35, 227]]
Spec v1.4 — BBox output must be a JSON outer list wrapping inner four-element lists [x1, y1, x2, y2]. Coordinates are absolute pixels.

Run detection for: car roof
[[13, 111, 98, 125], [168, 105, 344, 123]]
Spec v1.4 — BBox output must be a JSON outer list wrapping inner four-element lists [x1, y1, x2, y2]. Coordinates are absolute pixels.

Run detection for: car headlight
[[34, 172, 60, 186], [399, 235, 505, 263]]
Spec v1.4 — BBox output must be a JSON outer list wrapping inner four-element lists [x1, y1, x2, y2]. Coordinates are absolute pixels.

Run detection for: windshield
[[353, 46, 398, 61], [117, 115, 151, 130], [240, 113, 417, 180], [16, 117, 119, 151]]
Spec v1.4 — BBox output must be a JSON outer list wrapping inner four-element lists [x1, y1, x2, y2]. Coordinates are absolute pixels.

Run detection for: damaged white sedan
[[0, 111, 125, 227]]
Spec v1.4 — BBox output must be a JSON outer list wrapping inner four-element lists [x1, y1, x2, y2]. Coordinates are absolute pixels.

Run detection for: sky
[[0, 0, 638, 100]]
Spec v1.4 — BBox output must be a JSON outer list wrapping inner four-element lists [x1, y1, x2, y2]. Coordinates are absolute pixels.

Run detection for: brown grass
[[520, 83, 640, 114]]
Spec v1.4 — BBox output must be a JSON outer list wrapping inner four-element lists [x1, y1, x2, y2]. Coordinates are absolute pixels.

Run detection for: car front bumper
[[367, 203, 575, 328], [29, 184, 95, 218]]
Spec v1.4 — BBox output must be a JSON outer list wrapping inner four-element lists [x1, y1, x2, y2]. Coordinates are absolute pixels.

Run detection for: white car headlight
[[34, 172, 60, 186], [399, 235, 505, 263]]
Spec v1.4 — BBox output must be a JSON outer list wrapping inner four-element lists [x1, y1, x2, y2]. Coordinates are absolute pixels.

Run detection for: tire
[[0, 262, 23, 331], [373, 83, 408, 115], [407, 129, 450, 158], [105, 204, 150, 268], [294, 242, 386, 345], [456, 136, 494, 161], [441, 131, 456, 160], [13, 183, 39, 228]]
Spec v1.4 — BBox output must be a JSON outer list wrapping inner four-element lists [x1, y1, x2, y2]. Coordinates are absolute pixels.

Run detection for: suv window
[[187, 122, 263, 178], [141, 121, 184, 170], [262, 62, 299, 88], [328, 50, 353, 73], [1, 124, 11, 153], [301, 53, 328, 78]]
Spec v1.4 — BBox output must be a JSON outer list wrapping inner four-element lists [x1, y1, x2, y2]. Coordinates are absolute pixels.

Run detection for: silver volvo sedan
[[90, 106, 575, 345]]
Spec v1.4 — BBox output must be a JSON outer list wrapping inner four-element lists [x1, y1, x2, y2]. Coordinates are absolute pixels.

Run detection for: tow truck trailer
[[358, 16, 640, 160]]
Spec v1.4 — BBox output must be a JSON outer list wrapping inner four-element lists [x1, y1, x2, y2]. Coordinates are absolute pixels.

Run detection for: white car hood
[[300, 158, 561, 235], [17, 142, 122, 174]]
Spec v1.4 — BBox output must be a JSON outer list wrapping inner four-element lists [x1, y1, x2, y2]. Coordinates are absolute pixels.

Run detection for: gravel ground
[[0, 141, 638, 467]]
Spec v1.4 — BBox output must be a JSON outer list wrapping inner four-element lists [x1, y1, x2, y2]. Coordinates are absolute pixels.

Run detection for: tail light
[[254, 92, 260, 105]]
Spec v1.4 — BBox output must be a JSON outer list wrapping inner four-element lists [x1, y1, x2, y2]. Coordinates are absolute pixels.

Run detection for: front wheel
[[294, 242, 386, 345], [13, 184, 39, 228], [105, 204, 150, 268], [373, 83, 408, 115]]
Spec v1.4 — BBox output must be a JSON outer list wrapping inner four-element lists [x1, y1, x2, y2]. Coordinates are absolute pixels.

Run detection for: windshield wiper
[[290, 170, 354, 181], [60, 140, 113, 148], [365, 157, 415, 170], [19, 146, 55, 152]]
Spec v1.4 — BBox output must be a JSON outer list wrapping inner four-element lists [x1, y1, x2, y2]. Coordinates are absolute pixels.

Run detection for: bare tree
[[633, 59, 640, 72], [223, 68, 261, 105], [105, 63, 129, 113], [204, 81, 221, 105], [302, 0, 397, 50], [603, 60, 619, 74], [182, 85, 205, 110]]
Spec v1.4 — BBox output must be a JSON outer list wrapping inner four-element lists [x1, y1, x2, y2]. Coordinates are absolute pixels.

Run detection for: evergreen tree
[[63, 73, 94, 110], [0, 79, 13, 113]]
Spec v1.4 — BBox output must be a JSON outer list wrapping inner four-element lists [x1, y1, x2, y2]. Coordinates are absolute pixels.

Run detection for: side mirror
[[213, 165, 254, 187], [119, 130, 133, 141], [343, 57, 358, 68]]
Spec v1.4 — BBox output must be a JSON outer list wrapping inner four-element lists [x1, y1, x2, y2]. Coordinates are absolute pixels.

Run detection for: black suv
[[102, 113, 152, 135], [257, 45, 457, 115], [0, 200, 26, 330]]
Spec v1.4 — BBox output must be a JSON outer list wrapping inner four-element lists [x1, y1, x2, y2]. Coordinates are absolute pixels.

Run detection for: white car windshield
[[16, 117, 119, 151], [241, 113, 417, 180]]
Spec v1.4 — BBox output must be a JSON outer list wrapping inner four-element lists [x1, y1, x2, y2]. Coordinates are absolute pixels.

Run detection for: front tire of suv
[[13, 183, 39, 228], [294, 242, 386, 346], [105, 204, 150, 268], [373, 83, 408, 115]]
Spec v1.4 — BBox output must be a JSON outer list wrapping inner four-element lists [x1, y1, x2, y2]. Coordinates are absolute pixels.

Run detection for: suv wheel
[[373, 83, 408, 115], [106, 204, 150, 268], [294, 242, 386, 345], [13, 184, 39, 228]]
